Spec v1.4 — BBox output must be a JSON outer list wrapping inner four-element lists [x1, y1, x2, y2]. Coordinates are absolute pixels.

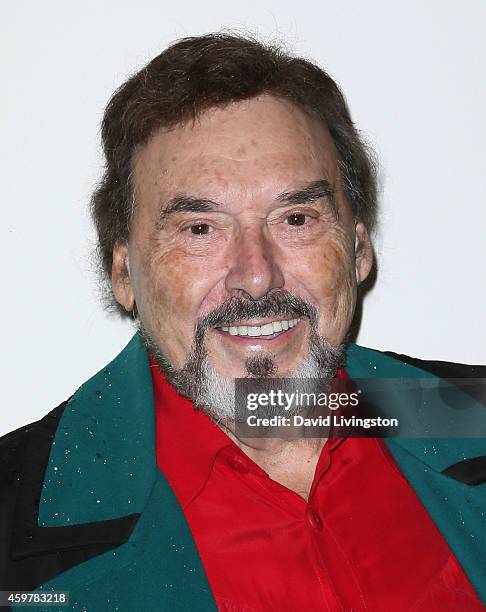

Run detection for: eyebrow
[[158, 196, 220, 222], [277, 179, 337, 215], [157, 178, 337, 223]]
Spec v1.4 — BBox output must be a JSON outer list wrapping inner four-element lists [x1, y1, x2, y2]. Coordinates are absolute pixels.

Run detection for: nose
[[224, 225, 284, 300]]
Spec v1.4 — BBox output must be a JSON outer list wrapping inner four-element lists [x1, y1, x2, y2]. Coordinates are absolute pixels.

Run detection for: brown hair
[[91, 33, 378, 317]]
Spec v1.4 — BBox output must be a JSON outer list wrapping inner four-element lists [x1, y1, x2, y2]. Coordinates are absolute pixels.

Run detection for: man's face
[[113, 95, 372, 391]]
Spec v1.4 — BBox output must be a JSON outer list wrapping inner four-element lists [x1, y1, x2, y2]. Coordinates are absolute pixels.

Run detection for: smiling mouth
[[216, 318, 301, 339]]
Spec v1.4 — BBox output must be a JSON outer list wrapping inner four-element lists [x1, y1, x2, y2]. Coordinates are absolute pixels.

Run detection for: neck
[[218, 419, 326, 501]]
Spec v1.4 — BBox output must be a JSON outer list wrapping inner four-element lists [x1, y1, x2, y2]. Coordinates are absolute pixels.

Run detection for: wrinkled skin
[[112, 95, 373, 379]]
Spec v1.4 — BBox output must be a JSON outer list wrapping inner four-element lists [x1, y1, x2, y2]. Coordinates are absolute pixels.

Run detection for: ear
[[111, 242, 135, 312], [354, 222, 373, 284]]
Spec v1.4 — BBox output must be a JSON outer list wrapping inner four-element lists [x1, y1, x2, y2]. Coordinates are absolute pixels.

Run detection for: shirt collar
[[152, 357, 350, 507], [152, 356, 235, 508]]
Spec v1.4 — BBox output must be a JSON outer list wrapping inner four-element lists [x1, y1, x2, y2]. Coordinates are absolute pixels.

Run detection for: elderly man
[[1, 34, 485, 611]]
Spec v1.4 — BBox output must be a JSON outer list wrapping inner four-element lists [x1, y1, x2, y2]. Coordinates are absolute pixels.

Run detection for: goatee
[[137, 291, 346, 423]]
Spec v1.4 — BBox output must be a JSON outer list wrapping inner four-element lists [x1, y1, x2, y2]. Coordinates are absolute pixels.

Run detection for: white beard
[[136, 292, 346, 423], [139, 324, 345, 423]]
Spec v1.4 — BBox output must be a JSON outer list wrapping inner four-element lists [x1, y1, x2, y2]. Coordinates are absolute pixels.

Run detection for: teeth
[[220, 319, 300, 337], [247, 326, 262, 337], [260, 323, 274, 336]]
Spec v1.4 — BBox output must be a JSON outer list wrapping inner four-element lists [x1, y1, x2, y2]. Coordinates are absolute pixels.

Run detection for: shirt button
[[227, 454, 250, 473], [306, 507, 323, 530]]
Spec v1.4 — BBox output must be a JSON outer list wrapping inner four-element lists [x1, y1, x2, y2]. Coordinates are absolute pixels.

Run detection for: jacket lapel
[[38, 335, 156, 526], [24, 335, 215, 610], [30, 472, 216, 611]]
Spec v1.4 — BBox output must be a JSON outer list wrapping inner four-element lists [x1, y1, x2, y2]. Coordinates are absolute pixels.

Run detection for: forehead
[[132, 95, 341, 208]]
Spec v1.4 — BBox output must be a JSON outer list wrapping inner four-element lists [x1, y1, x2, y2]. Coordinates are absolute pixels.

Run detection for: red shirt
[[152, 360, 482, 611]]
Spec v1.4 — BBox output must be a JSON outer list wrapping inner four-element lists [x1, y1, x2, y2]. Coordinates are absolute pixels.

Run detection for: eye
[[284, 213, 312, 226], [188, 223, 213, 235]]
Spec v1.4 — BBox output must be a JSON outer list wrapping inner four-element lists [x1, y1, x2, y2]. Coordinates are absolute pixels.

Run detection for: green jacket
[[5, 335, 486, 610]]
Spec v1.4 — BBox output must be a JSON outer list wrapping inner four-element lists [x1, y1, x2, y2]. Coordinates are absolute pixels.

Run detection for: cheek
[[293, 236, 355, 296], [290, 238, 357, 340], [149, 249, 187, 304], [129, 244, 199, 361], [131, 238, 227, 363]]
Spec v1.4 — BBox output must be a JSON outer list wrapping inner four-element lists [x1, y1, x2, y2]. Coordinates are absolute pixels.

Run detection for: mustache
[[196, 291, 317, 336]]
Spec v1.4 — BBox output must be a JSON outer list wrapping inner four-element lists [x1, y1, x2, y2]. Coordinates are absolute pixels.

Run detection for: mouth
[[215, 318, 301, 340]]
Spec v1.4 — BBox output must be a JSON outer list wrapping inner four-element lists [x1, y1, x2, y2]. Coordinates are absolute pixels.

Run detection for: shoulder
[[382, 350, 486, 379], [0, 401, 69, 509], [0, 401, 68, 459], [0, 422, 36, 494]]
